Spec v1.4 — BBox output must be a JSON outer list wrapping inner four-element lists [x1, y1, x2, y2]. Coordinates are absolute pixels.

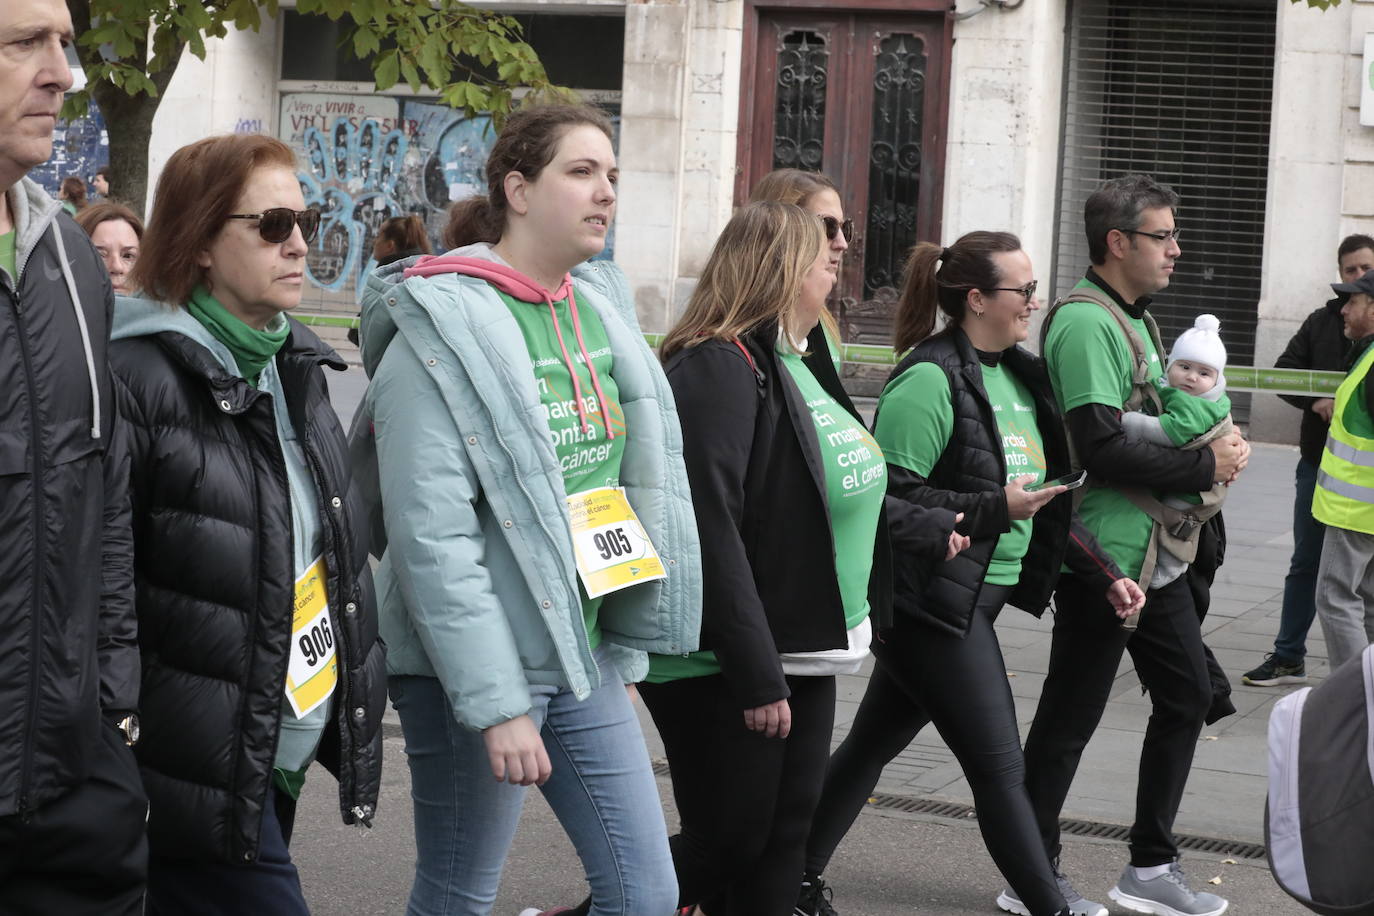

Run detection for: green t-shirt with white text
[[874, 359, 1045, 585], [1042, 279, 1167, 580], [498, 287, 626, 650]]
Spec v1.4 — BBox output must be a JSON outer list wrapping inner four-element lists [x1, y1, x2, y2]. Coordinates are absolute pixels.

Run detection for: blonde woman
[[638, 202, 902, 916]]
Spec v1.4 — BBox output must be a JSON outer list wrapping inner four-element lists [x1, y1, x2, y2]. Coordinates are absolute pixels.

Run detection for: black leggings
[[640, 672, 837, 916], [804, 586, 1067, 916]]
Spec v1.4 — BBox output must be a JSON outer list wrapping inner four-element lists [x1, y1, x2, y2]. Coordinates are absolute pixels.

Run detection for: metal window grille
[[1051, 0, 1277, 422]]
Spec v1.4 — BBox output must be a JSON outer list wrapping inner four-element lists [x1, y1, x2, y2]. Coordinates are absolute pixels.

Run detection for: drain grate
[[649, 760, 1265, 860], [860, 791, 1268, 861]]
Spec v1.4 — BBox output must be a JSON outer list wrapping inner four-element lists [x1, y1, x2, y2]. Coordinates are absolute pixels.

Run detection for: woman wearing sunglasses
[[109, 134, 385, 914], [795, 232, 1145, 916]]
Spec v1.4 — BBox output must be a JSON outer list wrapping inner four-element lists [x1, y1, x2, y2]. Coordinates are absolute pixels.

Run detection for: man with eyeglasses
[[0, 0, 146, 913], [1008, 174, 1249, 916]]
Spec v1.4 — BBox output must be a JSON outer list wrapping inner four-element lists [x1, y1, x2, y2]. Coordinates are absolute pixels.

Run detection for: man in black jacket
[[1242, 234, 1373, 686], [0, 1, 146, 912], [1016, 175, 1249, 916]]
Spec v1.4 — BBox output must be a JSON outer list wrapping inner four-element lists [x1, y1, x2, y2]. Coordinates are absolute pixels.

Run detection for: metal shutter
[[1051, 0, 1277, 422]]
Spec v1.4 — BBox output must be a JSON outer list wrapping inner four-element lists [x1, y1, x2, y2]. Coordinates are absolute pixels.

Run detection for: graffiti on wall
[[31, 100, 107, 199], [282, 93, 617, 303]]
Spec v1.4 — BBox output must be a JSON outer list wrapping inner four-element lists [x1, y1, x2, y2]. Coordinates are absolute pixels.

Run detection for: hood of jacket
[[5, 177, 63, 278], [360, 242, 508, 377]]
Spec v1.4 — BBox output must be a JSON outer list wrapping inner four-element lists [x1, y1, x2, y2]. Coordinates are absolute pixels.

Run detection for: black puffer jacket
[[0, 179, 137, 818], [111, 319, 385, 864], [876, 328, 1121, 636]]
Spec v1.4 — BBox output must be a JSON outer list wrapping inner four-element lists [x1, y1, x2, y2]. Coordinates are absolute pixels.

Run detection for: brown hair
[[660, 202, 826, 360], [892, 231, 1022, 352], [129, 134, 297, 305], [443, 103, 615, 250], [75, 201, 144, 240], [60, 176, 88, 210], [376, 214, 432, 256]]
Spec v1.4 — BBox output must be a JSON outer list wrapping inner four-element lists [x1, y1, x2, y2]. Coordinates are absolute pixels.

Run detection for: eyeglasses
[[984, 280, 1039, 302], [226, 208, 321, 244], [1117, 227, 1182, 244], [821, 216, 854, 244]]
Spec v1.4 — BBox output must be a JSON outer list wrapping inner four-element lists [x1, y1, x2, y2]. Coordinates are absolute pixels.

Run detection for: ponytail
[[443, 195, 503, 249], [892, 231, 1022, 352]]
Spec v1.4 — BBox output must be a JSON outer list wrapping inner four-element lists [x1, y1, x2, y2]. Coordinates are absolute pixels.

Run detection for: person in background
[[1312, 268, 1374, 671], [1242, 234, 1372, 686], [358, 102, 698, 916], [0, 0, 145, 910], [76, 201, 142, 295], [348, 214, 432, 347], [111, 133, 386, 914], [59, 174, 87, 214], [92, 164, 111, 199]]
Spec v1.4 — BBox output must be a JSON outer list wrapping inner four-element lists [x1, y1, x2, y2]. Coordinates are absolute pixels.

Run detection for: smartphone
[[1024, 470, 1087, 493]]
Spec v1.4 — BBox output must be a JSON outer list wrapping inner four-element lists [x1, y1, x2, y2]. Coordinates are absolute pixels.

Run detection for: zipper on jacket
[[8, 282, 46, 822], [299, 412, 362, 822], [415, 298, 597, 685]]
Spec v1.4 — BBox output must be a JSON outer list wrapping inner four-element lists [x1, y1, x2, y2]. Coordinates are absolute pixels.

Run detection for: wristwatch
[[114, 714, 140, 747]]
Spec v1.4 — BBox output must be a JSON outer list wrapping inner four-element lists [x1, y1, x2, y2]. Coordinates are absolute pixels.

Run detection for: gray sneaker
[[1109, 863, 1228, 916], [996, 862, 1107, 916]]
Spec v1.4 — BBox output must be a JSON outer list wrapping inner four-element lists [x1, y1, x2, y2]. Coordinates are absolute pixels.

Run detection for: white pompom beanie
[[1169, 314, 1227, 387]]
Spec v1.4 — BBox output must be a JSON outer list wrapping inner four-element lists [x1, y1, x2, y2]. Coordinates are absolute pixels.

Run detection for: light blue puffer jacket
[[353, 248, 701, 731]]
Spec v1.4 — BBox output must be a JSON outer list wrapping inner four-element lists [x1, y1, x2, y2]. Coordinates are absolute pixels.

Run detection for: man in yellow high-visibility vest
[[1313, 268, 1374, 670]]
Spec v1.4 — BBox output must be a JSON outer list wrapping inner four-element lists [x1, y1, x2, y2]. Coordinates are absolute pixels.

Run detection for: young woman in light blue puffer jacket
[[352, 103, 701, 916]]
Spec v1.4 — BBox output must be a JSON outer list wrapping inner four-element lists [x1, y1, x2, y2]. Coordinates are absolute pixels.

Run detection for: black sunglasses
[[821, 216, 854, 244], [984, 280, 1039, 303], [226, 208, 321, 244]]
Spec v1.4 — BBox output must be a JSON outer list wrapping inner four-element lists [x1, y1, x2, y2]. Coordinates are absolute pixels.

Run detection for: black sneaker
[[1242, 654, 1306, 687], [795, 876, 839, 916]]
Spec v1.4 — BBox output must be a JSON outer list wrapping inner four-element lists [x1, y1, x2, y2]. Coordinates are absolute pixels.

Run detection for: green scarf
[[186, 285, 290, 386]]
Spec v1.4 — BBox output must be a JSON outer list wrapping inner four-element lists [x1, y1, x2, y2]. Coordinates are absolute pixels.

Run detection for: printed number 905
[[593, 527, 633, 561], [299, 617, 335, 668]]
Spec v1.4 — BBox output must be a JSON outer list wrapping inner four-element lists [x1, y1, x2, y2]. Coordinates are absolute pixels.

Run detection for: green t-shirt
[[1342, 343, 1374, 440], [498, 287, 626, 650], [1042, 279, 1167, 580], [874, 359, 1045, 585], [1156, 386, 1231, 446], [0, 231, 15, 285], [779, 348, 886, 624]]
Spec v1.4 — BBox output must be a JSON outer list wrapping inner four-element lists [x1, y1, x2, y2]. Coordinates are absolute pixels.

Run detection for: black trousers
[[0, 721, 148, 916], [804, 586, 1067, 916], [146, 785, 309, 916], [1022, 573, 1212, 867], [640, 672, 836, 916]]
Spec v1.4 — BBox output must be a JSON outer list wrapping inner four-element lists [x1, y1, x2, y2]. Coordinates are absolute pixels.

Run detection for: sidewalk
[[300, 369, 1314, 912]]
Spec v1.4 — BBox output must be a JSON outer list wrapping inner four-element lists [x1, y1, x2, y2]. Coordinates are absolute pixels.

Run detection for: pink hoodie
[[404, 255, 615, 439]]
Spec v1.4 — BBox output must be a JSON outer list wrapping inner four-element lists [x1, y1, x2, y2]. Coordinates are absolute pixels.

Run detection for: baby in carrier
[[1120, 313, 1233, 591]]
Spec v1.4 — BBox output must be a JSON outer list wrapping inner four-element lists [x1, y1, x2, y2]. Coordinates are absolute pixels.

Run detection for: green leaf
[[374, 48, 400, 90], [352, 25, 380, 58]]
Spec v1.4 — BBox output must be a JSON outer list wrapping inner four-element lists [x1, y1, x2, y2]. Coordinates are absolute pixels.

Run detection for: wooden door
[[739, 8, 950, 385]]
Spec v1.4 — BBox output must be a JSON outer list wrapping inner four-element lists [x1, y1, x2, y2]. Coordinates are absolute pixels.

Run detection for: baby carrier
[[1040, 288, 1228, 588], [1266, 645, 1374, 914]]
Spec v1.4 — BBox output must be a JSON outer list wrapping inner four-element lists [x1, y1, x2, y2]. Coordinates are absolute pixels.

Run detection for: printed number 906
[[299, 616, 335, 668]]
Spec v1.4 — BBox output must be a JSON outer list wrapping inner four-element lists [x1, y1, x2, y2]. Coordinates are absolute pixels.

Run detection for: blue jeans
[[389, 650, 677, 916], [1275, 458, 1324, 662]]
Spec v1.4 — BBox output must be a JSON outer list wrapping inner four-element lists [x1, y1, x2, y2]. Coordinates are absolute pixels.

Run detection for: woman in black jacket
[[796, 232, 1145, 916], [111, 133, 386, 915], [636, 202, 945, 916]]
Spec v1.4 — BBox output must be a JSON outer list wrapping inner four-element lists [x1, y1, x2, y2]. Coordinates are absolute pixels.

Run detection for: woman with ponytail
[[356, 103, 700, 916], [795, 233, 1145, 916]]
